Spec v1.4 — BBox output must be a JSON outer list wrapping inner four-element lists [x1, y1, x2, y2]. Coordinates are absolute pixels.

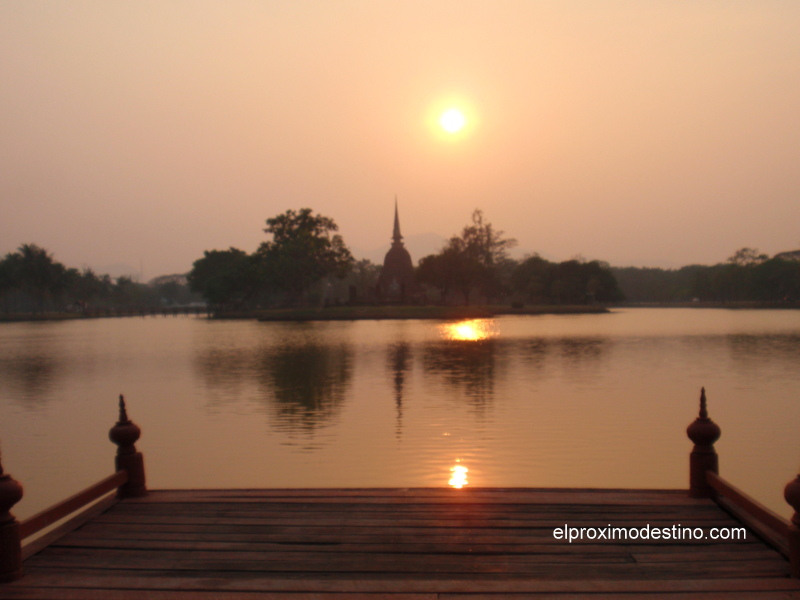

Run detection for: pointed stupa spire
[[392, 196, 403, 245], [377, 196, 416, 301]]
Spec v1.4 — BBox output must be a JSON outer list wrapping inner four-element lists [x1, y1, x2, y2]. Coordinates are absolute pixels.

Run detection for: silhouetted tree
[[727, 247, 768, 267], [416, 252, 451, 302], [325, 258, 381, 304], [612, 250, 800, 304], [511, 254, 551, 303], [12, 244, 64, 313], [0, 243, 194, 314], [257, 208, 354, 306], [72, 268, 113, 308], [188, 248, 259, 308], [416, 209, 516, 305], [512, 256, 621, 304], [751, 258, 800, 301]]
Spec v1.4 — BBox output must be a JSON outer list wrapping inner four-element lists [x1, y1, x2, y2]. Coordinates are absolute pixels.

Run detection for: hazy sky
[[2, 2, 799, 279]]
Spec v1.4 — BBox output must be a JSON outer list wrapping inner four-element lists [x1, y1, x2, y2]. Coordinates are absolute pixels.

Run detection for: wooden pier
[[2, 391, 800, 599]]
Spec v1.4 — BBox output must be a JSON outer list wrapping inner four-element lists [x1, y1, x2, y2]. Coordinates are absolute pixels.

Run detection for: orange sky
[[2, 2, 799, 279]]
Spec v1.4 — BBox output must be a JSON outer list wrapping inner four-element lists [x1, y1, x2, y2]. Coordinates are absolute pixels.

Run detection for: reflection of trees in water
[[194, 347, 254, 397], [421, 339, 498, 408], [516, 336, 608, 388], [194, 340, 353, 436], [557, 337, 606, 365], [517, 338, 551, 372], [521, 336, 606, 360], [418, 336, 605, 409], [0, 352, 59, 407], [258, 343, 352, 434], [387, 342, 411, 438], [517, 337, 608, 364], [727, 334, 800, 375]]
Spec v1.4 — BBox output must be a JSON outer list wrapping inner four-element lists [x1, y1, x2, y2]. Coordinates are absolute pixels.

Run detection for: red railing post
[[687, 388, 721, 498], [109, 395, 147, 498], [785, 473, 800, 578], [0, 448, 23, 582]]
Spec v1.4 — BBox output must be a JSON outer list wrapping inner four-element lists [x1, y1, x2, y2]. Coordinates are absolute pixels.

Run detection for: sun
[[439, 108, 466, 133]]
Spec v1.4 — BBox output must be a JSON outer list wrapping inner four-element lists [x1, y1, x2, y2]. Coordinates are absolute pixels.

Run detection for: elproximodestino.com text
[[553, 524, 746, 543]]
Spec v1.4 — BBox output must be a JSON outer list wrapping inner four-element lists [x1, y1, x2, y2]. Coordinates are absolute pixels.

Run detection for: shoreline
[[3, 301, 799, 323], [0, 305, 608, 323], [616, 301, 800, 309], [250, 305, 608, 321]]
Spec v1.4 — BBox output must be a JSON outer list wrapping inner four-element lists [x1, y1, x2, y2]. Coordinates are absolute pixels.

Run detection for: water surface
[[1, 308, 798, 520]]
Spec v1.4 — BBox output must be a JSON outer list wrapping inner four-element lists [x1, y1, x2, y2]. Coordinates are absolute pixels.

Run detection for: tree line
[[186, 208, 359, 310], [415, 209, 622, 306], [7, 210, 797, 316], [0, 244, 197, 315], [187, 208, 623, 310], [613, 248, 800, 304]]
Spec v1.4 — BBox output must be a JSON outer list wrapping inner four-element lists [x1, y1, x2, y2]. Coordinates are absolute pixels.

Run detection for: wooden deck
[[7, 487, 800, 599]]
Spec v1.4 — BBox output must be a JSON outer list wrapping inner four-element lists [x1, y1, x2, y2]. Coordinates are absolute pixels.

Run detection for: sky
[[2, 1, 799, 280]]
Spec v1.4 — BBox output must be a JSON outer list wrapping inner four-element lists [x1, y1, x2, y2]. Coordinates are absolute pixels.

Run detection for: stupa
[[376, 200, 416, 303]]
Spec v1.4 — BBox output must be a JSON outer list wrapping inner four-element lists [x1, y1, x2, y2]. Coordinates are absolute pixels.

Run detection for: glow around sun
[[439, 108, 466, 133], [427, 98, 475, 142]]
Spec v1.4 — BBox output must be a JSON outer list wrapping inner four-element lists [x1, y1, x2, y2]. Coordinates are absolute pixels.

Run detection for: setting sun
[[440, 319, 497, 342], [439, 108, 466, 133], [449, 463, 469, 489]]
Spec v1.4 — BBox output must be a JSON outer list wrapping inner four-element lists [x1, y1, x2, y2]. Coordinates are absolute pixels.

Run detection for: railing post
[[109, 395, 147, 498], [785, 473, 800, 578], [0, 448, 23, 582], [687, 387, 721, 498]]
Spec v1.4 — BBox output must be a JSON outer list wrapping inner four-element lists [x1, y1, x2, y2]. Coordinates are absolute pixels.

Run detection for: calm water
[[1, 308, 799, 521]]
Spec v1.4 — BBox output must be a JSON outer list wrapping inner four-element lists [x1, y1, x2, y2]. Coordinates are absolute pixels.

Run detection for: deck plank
[[8, 488, 800, 598]]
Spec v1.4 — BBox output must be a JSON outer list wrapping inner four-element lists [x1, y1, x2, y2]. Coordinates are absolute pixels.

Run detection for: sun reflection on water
[[440, 319, 497, 342], [449, 461, 469, 489]]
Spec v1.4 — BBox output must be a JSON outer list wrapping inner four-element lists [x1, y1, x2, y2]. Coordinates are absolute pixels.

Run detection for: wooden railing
[[706, 471, 790, 555], [19, 471, 128, 540], [0, 395, 146, 583], [687, 387, 800, 578], [17, 471, 129, 564]]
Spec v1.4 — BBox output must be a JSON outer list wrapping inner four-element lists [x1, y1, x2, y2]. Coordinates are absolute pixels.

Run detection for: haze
[[2, 2, 799, 280]]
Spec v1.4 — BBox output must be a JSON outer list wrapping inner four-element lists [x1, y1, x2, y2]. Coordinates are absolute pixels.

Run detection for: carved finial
[[0, 447, 23, 525], [0, 442, 22, 583], [108, 395, 147, 498], [687, 387, 720, 447], [787, 475, 800, 528], [786, 473, 800, 578], [110, 395, 140, 454], [0, 441, 24, 583], [687, 387, 721, 498], [118, 394, 129, 424]]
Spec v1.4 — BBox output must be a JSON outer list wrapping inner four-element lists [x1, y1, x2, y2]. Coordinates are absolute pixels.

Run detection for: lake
[[1, 308, 799, 521]]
